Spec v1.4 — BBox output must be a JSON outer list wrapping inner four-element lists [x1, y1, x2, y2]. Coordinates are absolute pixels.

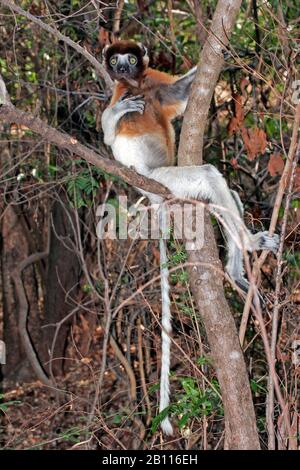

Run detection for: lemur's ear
[[138, 43, 148, 57], [102, 44, 110, 59]]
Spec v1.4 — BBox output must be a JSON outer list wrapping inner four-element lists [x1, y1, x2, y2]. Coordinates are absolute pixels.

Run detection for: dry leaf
[[230, 157, 238, 169], [81, 357, 92, 364], [290, 289, 300, 303], [268, 153, 284, 176], [240, 77, 250, 96], [228, 94, 244, 135], [241, 127, 267, 160]]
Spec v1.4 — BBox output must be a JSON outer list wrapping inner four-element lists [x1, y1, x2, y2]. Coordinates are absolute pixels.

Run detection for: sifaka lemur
[[101, 41, 279, 435]]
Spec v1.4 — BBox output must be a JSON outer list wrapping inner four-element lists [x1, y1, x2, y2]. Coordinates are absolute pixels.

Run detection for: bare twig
[[266, 144, 299, 449], [110, 335, 137, 401], [239, 102, 300, 345], [0, 0, 113, 88], [251, 293, 291, 445], [113, 0, 125, 35], [137, 317, 152, 425]]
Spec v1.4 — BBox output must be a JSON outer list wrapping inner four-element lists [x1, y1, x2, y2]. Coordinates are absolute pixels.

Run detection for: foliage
[[151, 376, 222, 433], [0, 395, 22, 413]]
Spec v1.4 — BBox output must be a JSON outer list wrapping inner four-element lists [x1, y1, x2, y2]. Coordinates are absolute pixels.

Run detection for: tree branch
[[0, 0, 113, 88], [0, 75, 170, 197]]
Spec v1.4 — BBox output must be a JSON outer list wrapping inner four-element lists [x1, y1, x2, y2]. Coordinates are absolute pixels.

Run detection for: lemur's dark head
[[102, 41, 149, 83]]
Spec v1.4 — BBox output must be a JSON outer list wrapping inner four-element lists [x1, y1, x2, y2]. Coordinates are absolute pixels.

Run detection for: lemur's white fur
[[101, 66, 279, 436], [158, 205, 173, 435]]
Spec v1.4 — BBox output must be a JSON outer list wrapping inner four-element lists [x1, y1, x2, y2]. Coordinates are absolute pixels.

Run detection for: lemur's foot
[[233, 276, 265, 304], [234, 276, 249, 294], [258, 232, 279, 253], [249, 231, 279, 254]]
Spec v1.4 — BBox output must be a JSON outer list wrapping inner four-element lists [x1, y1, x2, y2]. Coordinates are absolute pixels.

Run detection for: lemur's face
[[103, 41, 149, 82], [108, 53, 140, 79]]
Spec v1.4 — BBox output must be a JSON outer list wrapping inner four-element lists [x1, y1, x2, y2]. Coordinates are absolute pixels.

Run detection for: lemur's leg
[[229, 190, 279, 254], [230, 189, 244, 217], [148, 164, 279, 289], [101, 94, 145, 146], [230, 190, 278, 252]]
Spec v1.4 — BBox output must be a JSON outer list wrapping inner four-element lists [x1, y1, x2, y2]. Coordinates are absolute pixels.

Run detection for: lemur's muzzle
[[117, 65, 129, 74]]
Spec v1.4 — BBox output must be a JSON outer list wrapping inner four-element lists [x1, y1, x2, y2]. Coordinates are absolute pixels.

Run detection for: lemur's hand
[[114, 93, 145, 115]]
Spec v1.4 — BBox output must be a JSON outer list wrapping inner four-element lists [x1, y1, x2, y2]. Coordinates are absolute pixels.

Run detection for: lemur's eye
[[110, 56, 117, 66], [129, 56, 137, 65]]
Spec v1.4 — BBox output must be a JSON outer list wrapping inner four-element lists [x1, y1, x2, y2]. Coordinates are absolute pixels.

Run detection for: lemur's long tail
[[158, 205, 173, 436]]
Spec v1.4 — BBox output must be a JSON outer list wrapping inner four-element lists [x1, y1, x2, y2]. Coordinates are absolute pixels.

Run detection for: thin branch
[[0, 75, 170, 197], [110, 335, 137, 401], [266, 144, 299, 449], [0, 0, 113, 88], [239, 102, 300, 345], [137, 317, 152, 425], [113, 0, 125, 35]]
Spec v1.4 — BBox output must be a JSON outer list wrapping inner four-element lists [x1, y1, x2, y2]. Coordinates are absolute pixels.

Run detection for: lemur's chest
[[111, 82, 176, 170], [112, 81, 170, 137], [117, 97, 167, 135]]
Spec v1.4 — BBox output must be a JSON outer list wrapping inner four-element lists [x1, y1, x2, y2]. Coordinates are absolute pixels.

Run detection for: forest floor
[[1, 336, 142, 450]]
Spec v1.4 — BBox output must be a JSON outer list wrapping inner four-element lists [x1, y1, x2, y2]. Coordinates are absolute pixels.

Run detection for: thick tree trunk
[[187, 215, 260, 449], [1, 206, 41, 382], [44, 196, 81, 376], [178, 0, 260, 450]]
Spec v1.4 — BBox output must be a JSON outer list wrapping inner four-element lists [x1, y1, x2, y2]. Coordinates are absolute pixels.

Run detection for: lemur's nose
[[118, 65, 128, 73]]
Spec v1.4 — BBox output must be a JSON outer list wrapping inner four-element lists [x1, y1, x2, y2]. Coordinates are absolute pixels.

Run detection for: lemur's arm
[[157, 66, 197, 117], [101, 94, 144, 146]]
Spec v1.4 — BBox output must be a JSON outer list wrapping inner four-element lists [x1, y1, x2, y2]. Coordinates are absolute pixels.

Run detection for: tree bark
[[178, 0, 260, 450], [1, 206, 41, 382], [186, 218, 260, 449], [44, 196, 81, 376]]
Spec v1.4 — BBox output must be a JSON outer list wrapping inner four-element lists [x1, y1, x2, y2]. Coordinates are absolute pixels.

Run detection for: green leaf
[[178, 413, 190, 429]]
